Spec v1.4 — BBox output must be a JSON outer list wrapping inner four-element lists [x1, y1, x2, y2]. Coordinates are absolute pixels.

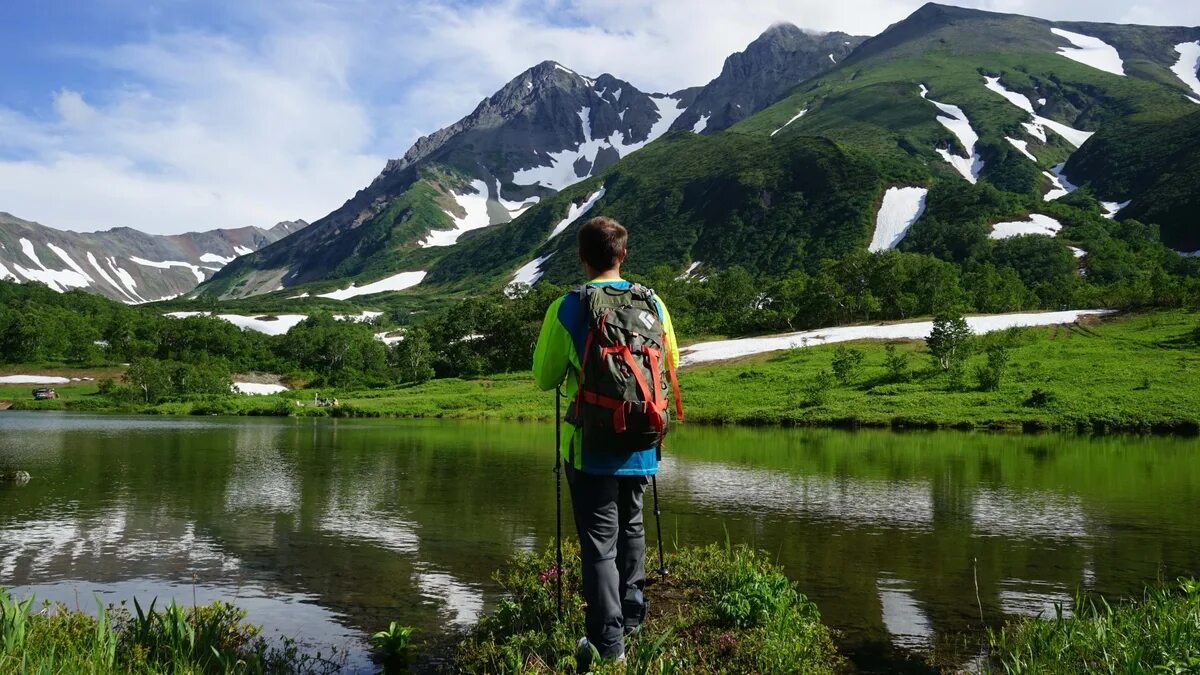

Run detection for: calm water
[[1, 412, 1198, 672]]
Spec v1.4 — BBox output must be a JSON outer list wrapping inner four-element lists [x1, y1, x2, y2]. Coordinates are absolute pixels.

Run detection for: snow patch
[[1068, 246, 1087, 259], [1171, 42, 1200, 99], [233, 246, 253, 256], [233, 382, 289, 395], [1043, 163, 1078, 201], [1050, 28, 1126, 76], [165, 312, 308, 336], [828, 53, 836, 64], [919, 86, 984, 183], [869, 187, 929, 252], [495, 180, 539, 219], [423, 180, 492, 247], [680, 310, 1112, 365], [1006, 137, 1037, 161], [1101, 200, 1130, 219], [989, 214, 1063, 240], [86, 252, 133, 302], [692, 114, 710, 133], [511, 95, 685, 191], [129, 256, 205, 283], [0, 375, 71, 384], [199, 252, 235, 265], [0, 262, 14, 281], [107, 258, 145, 303], [316, 271, 427, 300], [10, 238, 92, 292], [677, 261, 702, 280], [770, 108, 808, 137], [548, 187, 606, 240], [510, 252, 555, 286], [984, 77, 1093, 148]]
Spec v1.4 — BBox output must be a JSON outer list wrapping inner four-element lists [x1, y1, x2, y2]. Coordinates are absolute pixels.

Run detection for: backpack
[[571, 283, 684, 454]]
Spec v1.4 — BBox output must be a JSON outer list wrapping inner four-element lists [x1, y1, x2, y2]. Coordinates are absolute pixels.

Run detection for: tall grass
[[988, 578, 1200, 673], [0, 588, 342, 674]]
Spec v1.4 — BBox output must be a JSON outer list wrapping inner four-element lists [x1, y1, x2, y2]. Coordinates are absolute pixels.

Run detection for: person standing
[[532, 216, 682, 669]]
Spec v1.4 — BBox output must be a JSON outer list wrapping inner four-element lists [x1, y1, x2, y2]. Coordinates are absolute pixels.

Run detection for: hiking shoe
[[575, 637, 599, 673], [623, 623, 642, 637]]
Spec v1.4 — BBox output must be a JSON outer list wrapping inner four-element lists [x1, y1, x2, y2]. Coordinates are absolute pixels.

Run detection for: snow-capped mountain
[[0, 213, 306, 303], [671, 24, 866, 134]]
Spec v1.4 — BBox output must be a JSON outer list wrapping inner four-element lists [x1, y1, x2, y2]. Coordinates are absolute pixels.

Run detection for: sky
[[1, 0, 1198, 235]]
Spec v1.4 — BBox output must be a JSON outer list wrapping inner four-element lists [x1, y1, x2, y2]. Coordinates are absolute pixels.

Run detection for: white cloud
[[2, 0, 1198, 235]]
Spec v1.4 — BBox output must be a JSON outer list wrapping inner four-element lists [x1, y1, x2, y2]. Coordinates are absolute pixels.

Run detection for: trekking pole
[[651, 452, 668, 576], [554, 385, 564, 619]]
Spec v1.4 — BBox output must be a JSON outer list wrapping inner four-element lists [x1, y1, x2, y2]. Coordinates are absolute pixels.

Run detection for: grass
[[988, 579, 1200, 674], [5, 310, 1199, 434], [453, 542, 843, 674], [0, 588, 343, 674]]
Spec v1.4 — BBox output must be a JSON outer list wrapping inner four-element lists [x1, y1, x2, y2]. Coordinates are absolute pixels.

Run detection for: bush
[[1024, 388, 1057, 408], [830, 346, 865, 386], [803, 371, 835, 407], [927, 314, 974, 372], [883, 343, 911, 383], [975, 345, 1010, 392]]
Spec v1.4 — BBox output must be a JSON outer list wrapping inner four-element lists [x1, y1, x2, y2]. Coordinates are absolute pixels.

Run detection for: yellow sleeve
[[657, 296, 680, 369], [532, 296, 571, 391]]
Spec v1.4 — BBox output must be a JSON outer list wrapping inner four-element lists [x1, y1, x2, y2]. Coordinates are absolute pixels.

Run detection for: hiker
[[532, 216, 683, 669]]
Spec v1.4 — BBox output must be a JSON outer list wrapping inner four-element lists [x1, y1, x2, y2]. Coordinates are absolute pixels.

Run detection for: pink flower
[[539, 565, 562, 585]]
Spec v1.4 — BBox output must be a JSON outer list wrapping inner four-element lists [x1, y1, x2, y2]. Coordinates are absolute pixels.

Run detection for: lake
[[1, 412, 1198, 672]]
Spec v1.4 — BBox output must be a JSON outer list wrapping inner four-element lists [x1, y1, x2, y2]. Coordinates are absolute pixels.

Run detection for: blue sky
[[2, 0, 1198, 235]]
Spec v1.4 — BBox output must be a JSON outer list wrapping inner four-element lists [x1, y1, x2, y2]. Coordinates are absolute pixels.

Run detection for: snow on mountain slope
[[869, 187, 928, 252], [510, 252, 555, 286], [770, 109, 808, 137], [1007, 137, 1037, 161], [989, 214, 1063, 239], [548, 188, 606, 240], [1172, 41, 1200, 101], [1051, 28, 1126, 76], [1044, 163, 1079, 201], [919, 85, 984, 183], [0, 212, 306, 302], [680, 310, 1112, 365], [316, 271, 427, 300], [423, 180, 491, 247], [983, 77, 1094, 148]]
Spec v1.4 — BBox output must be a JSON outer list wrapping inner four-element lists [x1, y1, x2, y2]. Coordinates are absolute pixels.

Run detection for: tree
[[390, 327, 436, 384], [926, 314, 973, 372]]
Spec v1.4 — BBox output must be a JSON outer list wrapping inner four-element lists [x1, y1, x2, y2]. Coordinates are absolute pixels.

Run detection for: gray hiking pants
[[566, 465, 648, 659]]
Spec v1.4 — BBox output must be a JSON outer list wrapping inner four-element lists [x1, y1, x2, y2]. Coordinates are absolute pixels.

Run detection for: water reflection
[[2, 413, 1199, 673]]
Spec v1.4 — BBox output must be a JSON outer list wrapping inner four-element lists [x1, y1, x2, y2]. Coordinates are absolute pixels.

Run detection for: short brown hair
[[578, 217, 627, 271]]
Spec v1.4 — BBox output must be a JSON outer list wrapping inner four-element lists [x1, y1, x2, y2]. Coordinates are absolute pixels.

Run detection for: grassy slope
[[17, 310, 1198, 433]]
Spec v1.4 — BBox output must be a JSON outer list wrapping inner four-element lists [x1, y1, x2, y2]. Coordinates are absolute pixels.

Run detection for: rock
[[0, 470, 31, 485]]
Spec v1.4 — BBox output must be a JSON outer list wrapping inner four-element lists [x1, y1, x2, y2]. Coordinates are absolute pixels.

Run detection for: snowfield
[[1172, 42, 1200, 100], [989, 214, 1063, 240], [232, 382, 289, 395], [770, 108, 808, 137], [1101, 201, 1130, 219], [1050, 28, 1126, 76], [677, 261, 702, 280], [1044, 163, 1079, 201], [692, 114, 710, 133], [548, 187, 606, 240], [199, 252, 235, 265], [423, 180, 492, 247], [1006, 137, 1037, 162], [130, 256, 205, 283], [165, 312, 308, 336], [9, 238, 92, 293], [495, 180, 539, 219], [510, 252, 556, 286], [984, 77, 1094, 148], [679, 310, 1112, 365], [869, 187, 929, 252], [316, 271, 427, 300], [0, 375, 71, 384], [919, 86, 984, 183], [511, 94, 685, 191]]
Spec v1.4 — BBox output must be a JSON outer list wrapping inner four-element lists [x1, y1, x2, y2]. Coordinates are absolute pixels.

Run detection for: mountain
[[198, 23, 860, 301], [199, 62, 702, 299], [425, 3, 1200, 291], [193, 4, 1200, 305], [670, 24, 866, 134], [0, 213, 307, 303]]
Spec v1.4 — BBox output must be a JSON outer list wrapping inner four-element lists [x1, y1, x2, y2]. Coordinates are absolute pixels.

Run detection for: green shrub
[[883, 343, 911, 383], [975, 345, 1010, 392], [830, 346, 865, 386]]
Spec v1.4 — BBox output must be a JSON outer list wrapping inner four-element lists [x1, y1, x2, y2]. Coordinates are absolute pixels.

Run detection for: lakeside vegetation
[[7, 308, 1198, 434]]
